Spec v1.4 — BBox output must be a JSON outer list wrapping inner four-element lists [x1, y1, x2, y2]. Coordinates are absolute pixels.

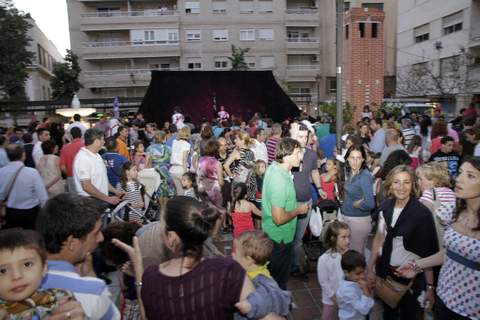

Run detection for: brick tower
[[343, 7, 385, 121]]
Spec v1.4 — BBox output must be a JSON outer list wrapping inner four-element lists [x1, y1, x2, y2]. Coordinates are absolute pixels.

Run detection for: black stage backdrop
[[139, 71, 300, 125]]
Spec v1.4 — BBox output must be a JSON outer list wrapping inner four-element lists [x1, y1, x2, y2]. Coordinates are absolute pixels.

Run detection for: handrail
[[83, 40, 179, 47], [81, 9, 177, 18], [287, 65, 320, 70], [285, 8, 318, 14], [287, 37, 320, 43], [83, 68, 180, 76]]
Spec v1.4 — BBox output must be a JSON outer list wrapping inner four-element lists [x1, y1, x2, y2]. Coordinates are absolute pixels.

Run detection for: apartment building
[[25, 19, 63, 101], [67, 0, 396, 115], [396, 0, 480, 116]]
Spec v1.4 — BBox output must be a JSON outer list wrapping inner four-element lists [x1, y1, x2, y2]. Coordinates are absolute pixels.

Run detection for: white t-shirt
[[32, 141, 44, 166], [66, 121, 86, 139], [172, 113, 185, 130], [379, 208, 420, 267], [73, 147, 109, 197], [317, 250, 344, 305], [170, 140, 191, 167], [250, 139, 268, 163]]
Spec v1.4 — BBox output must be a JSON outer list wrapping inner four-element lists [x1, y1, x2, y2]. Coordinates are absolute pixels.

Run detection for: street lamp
[[56, 94, 96, 118], [315, 74, 321, 119]]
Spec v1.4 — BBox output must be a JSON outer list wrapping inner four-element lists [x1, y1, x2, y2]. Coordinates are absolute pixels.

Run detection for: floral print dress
[[146, 143, 175, 197]]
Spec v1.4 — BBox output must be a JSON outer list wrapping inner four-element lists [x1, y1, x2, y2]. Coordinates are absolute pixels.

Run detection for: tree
[[0, 0, 33, 100], [228, 45, 250, 71], [319, 101, 354, 125], [50, 49, 82, 100]]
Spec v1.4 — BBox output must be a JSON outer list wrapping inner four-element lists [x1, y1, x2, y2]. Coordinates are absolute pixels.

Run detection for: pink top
[[198, 156, 218, 180], [231, 211, 254, 238]]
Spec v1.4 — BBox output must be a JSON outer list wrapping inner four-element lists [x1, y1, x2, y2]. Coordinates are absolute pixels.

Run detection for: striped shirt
[[266, 136, 281, 164], [117, 181, 144, 224], [401, 127, 416, 149], [40, 260, 120, 320]]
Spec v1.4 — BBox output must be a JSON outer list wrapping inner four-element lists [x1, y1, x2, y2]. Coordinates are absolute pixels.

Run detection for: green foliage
[[319, 101, 354, 124], [228, 45, 250, 71], [0, 0, 33, 100], [50, 49, 82, 100]]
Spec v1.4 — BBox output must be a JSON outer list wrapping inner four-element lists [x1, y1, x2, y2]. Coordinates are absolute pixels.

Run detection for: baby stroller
[[303, 184, 341, 271], [106, 169, 162, 225]]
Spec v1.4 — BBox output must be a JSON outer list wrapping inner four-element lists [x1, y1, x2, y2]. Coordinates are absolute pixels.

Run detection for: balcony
[[285, 8, 319, 26], [82, 68, 180, 88], [286, 37, 320, 52], [82, 41, 181, 60], [286, 65, 321, 81], [80, 10, 179, 31]]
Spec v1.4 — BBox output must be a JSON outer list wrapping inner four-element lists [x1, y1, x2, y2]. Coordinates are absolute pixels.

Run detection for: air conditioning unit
[[311, 56, 319, 63]]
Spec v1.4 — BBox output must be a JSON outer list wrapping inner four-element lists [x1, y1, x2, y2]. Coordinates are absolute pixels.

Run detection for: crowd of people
[[0, 102, 479, 320]]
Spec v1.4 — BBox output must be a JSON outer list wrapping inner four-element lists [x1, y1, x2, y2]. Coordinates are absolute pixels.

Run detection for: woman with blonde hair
[[367, 165, 438, 319], [169, 127, 191, 195], [224, 131, 257, 201]]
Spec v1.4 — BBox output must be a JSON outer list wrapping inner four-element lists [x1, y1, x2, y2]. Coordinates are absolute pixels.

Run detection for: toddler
[[407, 135, 422, 169], [233, 230, 292, 319], [0, 228, 75, 319], [118, 161, 144, 224], [231, 183, 261, 238], [132, 141, 148, 171], [181, 172, 199, 200], [317, 221, 350, 320], [319, 159, 337, 201], [336, 250, 374, 320]]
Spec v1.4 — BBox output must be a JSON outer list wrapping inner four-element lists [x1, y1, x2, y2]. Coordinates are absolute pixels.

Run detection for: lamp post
[[56, 94, 96, 118], [315, 74, 321, 119], [335, 0, 344, 149]]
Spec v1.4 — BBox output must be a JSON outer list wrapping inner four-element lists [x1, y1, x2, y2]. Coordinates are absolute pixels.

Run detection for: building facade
[[25, 19, 63, 101], [396, 0, 480, 117], [67, 0, 396, 116]]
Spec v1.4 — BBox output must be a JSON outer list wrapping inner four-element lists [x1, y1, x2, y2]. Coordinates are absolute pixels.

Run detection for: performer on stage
[[218, 105, 230, 122], [172, 106, 185, 130]]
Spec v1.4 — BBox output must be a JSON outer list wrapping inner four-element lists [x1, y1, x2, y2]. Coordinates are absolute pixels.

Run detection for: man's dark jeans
[[268, 240, 293, 290]]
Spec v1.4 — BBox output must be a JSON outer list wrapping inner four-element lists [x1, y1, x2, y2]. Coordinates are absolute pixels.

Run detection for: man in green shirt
[[262, 137, 308, 289]]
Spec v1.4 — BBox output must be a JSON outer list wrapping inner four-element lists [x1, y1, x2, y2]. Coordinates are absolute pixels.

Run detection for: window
[[245, 56, 255, 68], [185, 1, 200, 14], [212, 1, 227, 13], [414, 24, 429, 43], [144, 30, 155, 43], [97, 7, 121, 16], [187, 58, 202, 69], [240, 29, 255, 41], [213, 29, 228, 41], [240, 0, 254, 13], [327, 77, 336, 94], [344, 2, 350, 11], [258, 29, 274, 40], [214, 57, 229, 69], [345, 24, 349, 39], [160, 63, 171, 70], [258, 0, 273, 13], [372, 23, 378, 38], [359, 23, 365, 38], [186, 30, 201, 41], [442, 11, 463, 35], [259, 56, 274, 69], [361, 3, 384, 10]]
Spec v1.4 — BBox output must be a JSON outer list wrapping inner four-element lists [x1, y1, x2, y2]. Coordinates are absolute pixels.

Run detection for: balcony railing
[[83, 40, 179, 48], [285, 8, 318, 14], [287, 64, 320, 70], [287, 37, 320, 43], [81, 9, 177, 18], [83, 68, 180, 78]]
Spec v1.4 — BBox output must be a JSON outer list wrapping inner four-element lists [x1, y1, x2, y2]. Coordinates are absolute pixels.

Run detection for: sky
[[13, 0, 70, 56]]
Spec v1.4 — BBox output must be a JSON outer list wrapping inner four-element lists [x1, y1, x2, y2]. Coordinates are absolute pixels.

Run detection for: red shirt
[[59, 138, 84, 177]]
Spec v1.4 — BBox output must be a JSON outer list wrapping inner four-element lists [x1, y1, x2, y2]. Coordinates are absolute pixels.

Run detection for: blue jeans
[[291, 200, 312, 273]]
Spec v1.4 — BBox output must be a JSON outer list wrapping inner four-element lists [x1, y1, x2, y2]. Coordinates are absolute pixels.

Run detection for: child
[[181, 172, 199, 199], [132, 141, 148, 171], [319, 159, 337, 201], [0, 228, 75, 319], [407, 135, 422, 169], [233, 230, 292, 319], [317, 221, 350, 320], [118, 161, 144, 224], [231, 183, 262, 238], [429, 136, 460, 178], [336, 250, 374, 320]]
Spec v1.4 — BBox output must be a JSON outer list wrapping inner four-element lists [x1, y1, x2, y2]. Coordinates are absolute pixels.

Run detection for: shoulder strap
[[2, 165, 24, 203], [446, 249, 480, 271]]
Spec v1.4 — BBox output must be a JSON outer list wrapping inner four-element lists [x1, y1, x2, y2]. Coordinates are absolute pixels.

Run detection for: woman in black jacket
[[367, 165, 439, 319]]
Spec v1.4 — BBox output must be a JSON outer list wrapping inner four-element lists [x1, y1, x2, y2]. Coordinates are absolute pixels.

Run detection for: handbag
[[0, 165, 24, 219], [374, 276, 414, 309]]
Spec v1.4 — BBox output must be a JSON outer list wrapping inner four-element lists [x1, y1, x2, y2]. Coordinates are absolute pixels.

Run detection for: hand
[[319, 190, 328, 200], [235, 300, 252, 315], [114, 190, 126, 198], [394, 261, 417, 279], [424, 288, 435, 310], [106, 196, 121, 205], [112, 236, 144, 280], [48, 298, 85, 320], [132, 201, 144, 209], [296, 203, 309, 216], [353, 198, 364, 208], [75, 253, 96, 277], [358, 279, 371, 296], [366, 269, 376, 287]]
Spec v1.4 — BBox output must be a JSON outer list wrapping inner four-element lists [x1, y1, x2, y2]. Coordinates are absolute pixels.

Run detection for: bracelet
[[410, 260, 423, 274], [426, 284, 435, 290], [135, 281, 143, 287]]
